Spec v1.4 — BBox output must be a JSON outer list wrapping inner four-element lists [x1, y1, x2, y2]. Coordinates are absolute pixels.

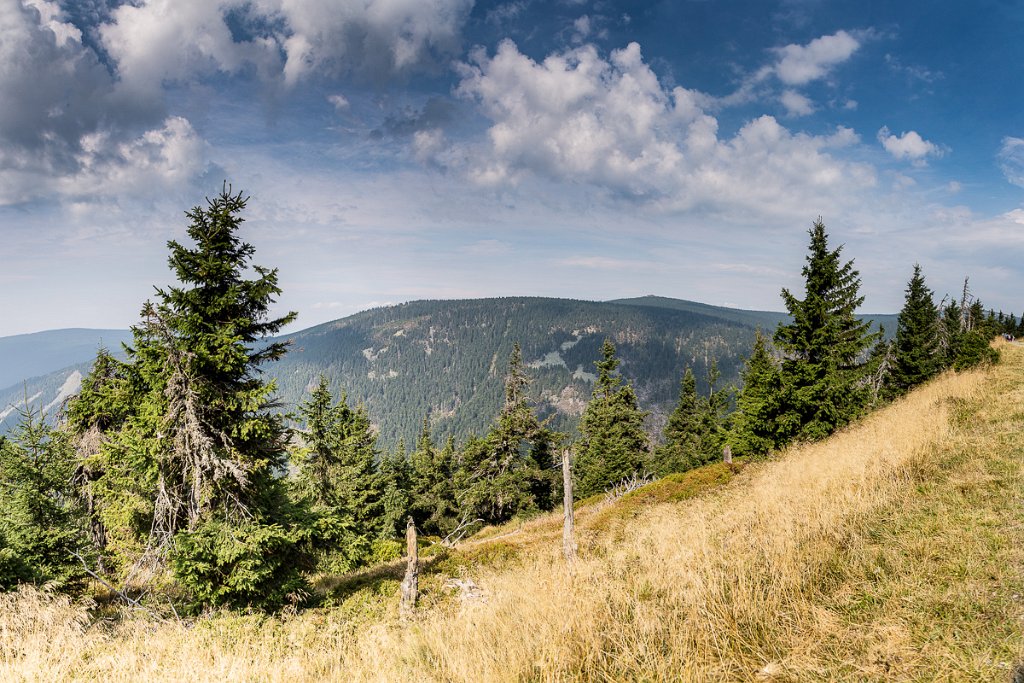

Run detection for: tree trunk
[[400, 516, 418, 617], [562, 448, 577, 564]]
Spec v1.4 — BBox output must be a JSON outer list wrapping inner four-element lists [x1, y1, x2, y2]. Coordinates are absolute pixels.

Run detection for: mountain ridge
[[0, 296, 897, 445]]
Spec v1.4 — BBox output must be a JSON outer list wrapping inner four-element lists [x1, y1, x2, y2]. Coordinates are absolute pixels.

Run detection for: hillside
[[3, 341, 1020, 681], [0, 296, 896, 447], [0, 329, 131, 391], [270, 296, 767, 447]]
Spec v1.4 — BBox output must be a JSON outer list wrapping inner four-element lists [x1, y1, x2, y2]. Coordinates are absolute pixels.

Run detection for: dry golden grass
[[4, 344, 1024, 682]]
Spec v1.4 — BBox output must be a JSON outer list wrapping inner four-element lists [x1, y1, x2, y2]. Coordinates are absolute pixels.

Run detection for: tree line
[[0, 193, 1011, 611]]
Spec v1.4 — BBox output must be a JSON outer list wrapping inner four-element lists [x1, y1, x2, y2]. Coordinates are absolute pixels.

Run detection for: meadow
[[3, 341, 1022, 682]]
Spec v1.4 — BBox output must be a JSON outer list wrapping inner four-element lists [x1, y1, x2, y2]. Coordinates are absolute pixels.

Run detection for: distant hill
[[0, 328, 132, 391], [268, 296, 766, 448], [609, 295, 791, 329], [0, 297, 897, 447]]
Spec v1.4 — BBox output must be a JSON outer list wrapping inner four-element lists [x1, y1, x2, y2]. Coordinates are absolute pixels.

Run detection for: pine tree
[[291, 377, 381, 569], [773, 218, 879, 442], [729, 330, 782, 456], [575, 339, 650, 498], [460, 343, 555, 525], [70, 186, 304, 609], [408, 420, 459, 536], [653, 363, 730, 474], [377, 439, 411, 538], [0, 406, 90, 588], [885, 264, 940, 396]]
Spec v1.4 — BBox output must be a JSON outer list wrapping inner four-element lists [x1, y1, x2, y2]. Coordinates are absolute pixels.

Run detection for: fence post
[[400, 516, 418, 617], [562, 448, 577, 565]]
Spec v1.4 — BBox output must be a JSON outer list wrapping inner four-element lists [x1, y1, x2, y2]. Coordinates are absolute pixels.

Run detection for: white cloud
[[572, 15, 592, 42], [780, 89, 815, 116], [328, 94, 350, 111], [100, 0, 272, 98], [454, 40, 875, 216], [412, 128, 447, 165], [0, 2, 208, 205], [877, 127, 944, 166], [770, 30, 860, 86], [998, 137, 1024, 187], [98, 0, 474, 92], [0, 116, 208, 206]]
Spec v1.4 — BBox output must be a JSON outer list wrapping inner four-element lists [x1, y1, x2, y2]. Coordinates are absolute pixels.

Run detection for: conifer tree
[[377, 439, 411, 538], [409, 420, 459, 535], [885, 264, 940, 396], [0, 407, 89, 588], [652, 363, 730, 474], [70, 186, 304, 609], [575, 339, 649, 498], [729, 330, 783, 456], [774, 218, 879, 442], [291, 376, 381, 568], [460, 343, 555, 524]]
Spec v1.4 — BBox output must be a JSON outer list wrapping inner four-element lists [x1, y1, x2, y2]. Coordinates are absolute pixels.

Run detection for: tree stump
[[400, 516, 418, 617]]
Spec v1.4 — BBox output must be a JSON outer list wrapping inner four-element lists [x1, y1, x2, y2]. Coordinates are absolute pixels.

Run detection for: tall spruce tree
[[729, 330, 783, 456], [377, 439, 411, 538], [774, 218, 879, 442], [70, 186, 304, 609], [291, 377, 380, 570], [409, 419, 459, 536], [574, 339, 650, 498], [885, 264, 940, 396]]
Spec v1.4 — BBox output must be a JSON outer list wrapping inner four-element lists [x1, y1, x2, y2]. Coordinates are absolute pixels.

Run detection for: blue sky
[[2, 0, 1023, 336]]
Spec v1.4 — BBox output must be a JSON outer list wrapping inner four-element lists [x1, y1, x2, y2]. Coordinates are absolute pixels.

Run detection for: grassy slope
[[3, 342, 1023, 682]]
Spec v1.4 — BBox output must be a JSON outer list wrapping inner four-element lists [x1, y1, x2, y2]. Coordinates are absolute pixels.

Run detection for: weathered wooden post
[[562, 448, 577, 565], [723, 444, 733, 464], [400, 516, 418, 617]]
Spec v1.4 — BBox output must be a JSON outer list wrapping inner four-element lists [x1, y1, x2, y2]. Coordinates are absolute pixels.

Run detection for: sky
[[2, 0, 1023, 337]]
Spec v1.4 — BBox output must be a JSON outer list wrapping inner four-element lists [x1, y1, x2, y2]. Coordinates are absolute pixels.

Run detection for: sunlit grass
[[3, 344, 1023, 681]]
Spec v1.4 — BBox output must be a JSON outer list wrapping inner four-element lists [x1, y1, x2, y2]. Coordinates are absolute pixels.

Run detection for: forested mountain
[[265, 297, 768, 448], [0, 297, 895, 447]]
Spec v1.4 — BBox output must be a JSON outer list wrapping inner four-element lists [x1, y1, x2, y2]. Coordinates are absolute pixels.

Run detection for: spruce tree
[[377, 439, 411, 538], [409, 420, 459, 536], [460, 343, 555, 525], [653, 363, 730, 474], [0, 406, 90, 588], [885, 264, 940, 396], [291, 377, 381, 569], [729, 330, 782, 456], [575, 339, 649, 498], [70, 185, 304, 609], [774, 218, 879, 442]]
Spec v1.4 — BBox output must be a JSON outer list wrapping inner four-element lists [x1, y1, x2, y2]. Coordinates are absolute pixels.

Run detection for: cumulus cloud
[[0, 116, 209, 206], [769, 30, 861, 85], [100, 0, 475, 91], [780, 89, 815, 116], [454, 40, 874, 215], [0, 2, 133, 155], [877, 127, 944, 165], [0, 1, 205, 205], [998, 137, 1024, 187]]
